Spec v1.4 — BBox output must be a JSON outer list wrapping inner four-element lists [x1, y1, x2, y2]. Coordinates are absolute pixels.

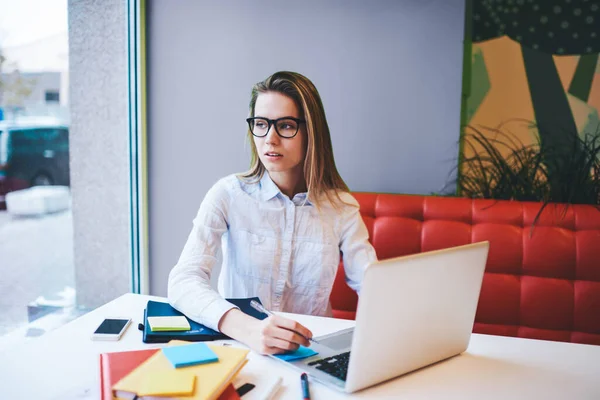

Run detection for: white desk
[[1, 293, 599, 399]]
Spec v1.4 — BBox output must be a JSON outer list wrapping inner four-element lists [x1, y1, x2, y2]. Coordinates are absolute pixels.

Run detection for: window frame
[[128, 0, 149, 294]]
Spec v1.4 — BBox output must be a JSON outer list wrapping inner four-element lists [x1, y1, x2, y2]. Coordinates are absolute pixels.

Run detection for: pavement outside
[[0, 209, 76, 338]]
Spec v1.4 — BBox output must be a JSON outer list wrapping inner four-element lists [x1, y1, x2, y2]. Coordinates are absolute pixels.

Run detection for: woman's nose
[[265, 124, 280, 144]]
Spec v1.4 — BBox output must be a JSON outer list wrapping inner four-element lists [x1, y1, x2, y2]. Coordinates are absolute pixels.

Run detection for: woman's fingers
[[255, 315, 313, 355], [263, 336, 300, 353], [268, 325, 310, 347], [268, 316, 312, 346], [272, 315, 313, 339]]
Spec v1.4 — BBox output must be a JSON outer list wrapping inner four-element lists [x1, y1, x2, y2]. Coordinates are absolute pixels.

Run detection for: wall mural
[[458, 0, 600, 206]]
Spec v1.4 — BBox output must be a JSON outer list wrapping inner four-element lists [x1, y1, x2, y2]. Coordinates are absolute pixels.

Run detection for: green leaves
[[456, 124, 600, 205], [449, 123, 600, 235], [457, 125, 551, 202]]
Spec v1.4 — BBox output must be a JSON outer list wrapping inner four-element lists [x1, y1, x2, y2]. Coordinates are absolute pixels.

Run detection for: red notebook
[[217, 384, 241, 400], [99, 348, 159, 400], [99, 347, 241, 400]]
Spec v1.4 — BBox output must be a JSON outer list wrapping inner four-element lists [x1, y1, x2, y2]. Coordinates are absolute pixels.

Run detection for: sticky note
[[274, 345, 318, 361], [147, 316, 191, 332], [162, 342, 219, 368]]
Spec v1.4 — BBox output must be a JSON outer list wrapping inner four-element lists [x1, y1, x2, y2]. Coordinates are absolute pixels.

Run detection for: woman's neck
[[268, 169, 307, 199]]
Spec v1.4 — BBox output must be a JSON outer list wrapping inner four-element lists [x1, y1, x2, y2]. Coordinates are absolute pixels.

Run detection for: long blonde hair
[[239, 71, 350, 207]]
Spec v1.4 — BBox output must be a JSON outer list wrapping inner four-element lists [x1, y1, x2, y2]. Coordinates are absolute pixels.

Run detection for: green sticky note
[[147, 316, 191, 332]]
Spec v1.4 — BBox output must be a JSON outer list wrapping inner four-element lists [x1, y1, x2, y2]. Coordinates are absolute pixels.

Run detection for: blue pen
[[300, 372, 311, 400]]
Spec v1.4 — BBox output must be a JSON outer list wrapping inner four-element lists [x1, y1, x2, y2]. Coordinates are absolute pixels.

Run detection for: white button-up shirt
[[168, 173, 377, 332]]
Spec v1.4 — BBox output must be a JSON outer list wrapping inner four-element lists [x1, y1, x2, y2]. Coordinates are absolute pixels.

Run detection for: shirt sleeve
[[167, 179, 239, 332], [337, 193, 378, 294]]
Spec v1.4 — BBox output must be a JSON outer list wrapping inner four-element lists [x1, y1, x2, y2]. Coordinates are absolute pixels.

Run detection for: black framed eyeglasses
[[246, 117, 306, 138]]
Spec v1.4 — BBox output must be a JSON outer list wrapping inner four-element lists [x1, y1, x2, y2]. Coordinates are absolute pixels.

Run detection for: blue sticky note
[[162, 342, 219, 368], [274, 345, 318, 361]]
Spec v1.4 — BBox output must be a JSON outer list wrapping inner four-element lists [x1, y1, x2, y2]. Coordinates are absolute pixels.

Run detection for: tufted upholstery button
[[329, 193, 600, 346]]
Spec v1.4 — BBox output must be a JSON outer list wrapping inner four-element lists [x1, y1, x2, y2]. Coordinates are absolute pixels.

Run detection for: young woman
[[168, 71, 377, 355]]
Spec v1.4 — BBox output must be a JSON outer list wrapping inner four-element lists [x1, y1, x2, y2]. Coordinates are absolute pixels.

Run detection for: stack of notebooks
[[100, 297, 267, 400], [100, 299, 268, 399], [100, 341, 249, 400]]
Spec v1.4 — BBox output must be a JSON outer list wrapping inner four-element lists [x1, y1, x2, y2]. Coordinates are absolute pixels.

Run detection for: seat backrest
[[330, 193, 600, 346]]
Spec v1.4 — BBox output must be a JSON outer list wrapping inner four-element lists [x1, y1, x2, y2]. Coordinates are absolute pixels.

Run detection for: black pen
[[249, 300, 319, 344], [301, 372, 311, 400]]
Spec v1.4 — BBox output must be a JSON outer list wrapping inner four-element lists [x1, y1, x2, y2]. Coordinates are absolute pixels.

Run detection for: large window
[[0, 0, 145, 349], [0, 0, 75, 345]]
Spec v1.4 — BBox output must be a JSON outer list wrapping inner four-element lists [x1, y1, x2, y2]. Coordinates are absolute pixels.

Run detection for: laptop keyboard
[[307, 351, 351, 381]]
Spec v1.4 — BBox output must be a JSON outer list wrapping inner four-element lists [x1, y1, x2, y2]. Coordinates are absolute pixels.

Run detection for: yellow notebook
[[112, 341, 249, 400], [139, 370, 195, 397]]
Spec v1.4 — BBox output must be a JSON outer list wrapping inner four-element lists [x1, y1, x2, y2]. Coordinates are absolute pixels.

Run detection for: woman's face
[[253, 91, 307, 178]]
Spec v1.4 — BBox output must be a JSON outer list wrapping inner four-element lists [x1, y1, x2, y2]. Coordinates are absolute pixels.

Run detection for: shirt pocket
[[230, 229, 279, 283], [295, 210, 335, 246], [290, 241, 339, 289]]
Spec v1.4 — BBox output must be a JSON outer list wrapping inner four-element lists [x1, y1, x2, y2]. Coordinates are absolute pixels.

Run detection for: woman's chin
[[265, 166, 286, 173], [262, 160, 286, 172]]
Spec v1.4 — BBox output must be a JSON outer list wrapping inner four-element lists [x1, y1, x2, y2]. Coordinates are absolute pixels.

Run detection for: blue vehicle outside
[[0, 117, 70, 209]]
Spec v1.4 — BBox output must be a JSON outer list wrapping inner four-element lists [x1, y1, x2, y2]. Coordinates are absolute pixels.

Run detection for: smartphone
[[91, 318, 132, 341]]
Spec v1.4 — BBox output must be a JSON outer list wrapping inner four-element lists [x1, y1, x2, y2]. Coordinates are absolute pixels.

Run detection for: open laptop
[[270, 241, 490, 393]]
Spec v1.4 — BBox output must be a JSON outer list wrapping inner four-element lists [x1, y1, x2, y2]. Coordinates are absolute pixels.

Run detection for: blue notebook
[[142, 297, 268, 343], [162, 342, 219, 368]]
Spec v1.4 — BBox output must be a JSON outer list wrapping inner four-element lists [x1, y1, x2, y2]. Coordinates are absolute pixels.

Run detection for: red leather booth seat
[[330, 193, 600, 346]]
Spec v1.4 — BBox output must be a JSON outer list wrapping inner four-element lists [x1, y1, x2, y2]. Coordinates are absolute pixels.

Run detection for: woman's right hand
[[219, 308, 313, 355], [250, 314, 313, 355]]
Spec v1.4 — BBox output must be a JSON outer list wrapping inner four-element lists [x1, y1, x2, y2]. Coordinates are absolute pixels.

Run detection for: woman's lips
[[265, 152, 283, 161]]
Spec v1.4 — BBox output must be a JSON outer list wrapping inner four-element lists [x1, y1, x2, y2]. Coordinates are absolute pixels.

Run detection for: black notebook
[[142, 297, 269, 343]]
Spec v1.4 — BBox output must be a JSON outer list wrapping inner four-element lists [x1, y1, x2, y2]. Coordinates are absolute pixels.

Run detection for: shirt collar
[[259, 173, 281, 202], [259, 173, 313, 206]]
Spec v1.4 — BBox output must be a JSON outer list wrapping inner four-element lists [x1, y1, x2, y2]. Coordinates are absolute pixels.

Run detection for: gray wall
[[69, 0, 131, 308], [147, 0, 466, 296]]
